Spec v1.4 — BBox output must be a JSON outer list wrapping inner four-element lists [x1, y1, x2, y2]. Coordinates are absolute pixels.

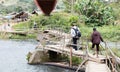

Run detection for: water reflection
[[0, 39, 75, 72]]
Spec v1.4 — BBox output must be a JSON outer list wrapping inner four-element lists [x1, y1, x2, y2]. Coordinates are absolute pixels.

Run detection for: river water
[[0, 39, 76, 72]]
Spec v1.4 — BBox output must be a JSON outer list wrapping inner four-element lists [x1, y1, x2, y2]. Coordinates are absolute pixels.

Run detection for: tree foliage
[[74, 0, 115, 26], [62, 0, 73, 12], [0, 0, 37, 14]]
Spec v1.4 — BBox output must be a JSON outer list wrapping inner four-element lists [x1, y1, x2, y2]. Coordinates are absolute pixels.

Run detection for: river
[[0, 39, 76, 72]]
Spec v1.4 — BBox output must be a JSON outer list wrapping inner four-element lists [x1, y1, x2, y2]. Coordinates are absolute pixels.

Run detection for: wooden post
[[69, 47, 72, 67]]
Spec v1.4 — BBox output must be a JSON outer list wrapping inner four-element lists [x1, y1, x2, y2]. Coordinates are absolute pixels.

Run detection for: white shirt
[[71, 26, 80, 37]]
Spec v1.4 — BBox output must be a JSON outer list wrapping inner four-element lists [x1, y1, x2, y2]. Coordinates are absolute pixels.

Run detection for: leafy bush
[[71, 56, 83, 65], [108, 2, 120, 20], [62, 0, 72, 12]]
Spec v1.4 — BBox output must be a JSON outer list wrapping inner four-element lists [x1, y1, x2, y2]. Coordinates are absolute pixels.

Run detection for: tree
[[74, 0, 115, 26], [63, 0, 76, 13]]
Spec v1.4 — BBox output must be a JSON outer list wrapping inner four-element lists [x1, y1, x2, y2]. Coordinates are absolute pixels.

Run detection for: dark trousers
[[92, 43, 99, 51], [72, 38, 78, 50]]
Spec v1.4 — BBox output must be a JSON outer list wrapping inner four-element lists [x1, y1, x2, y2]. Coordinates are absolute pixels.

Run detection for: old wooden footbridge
[[0, 23, 119, 72], [36, 29, 120, 72]]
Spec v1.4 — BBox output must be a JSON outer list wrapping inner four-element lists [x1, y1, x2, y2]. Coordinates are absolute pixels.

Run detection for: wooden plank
[[86, 61, 111, 72], [88, 53, 108, 63]]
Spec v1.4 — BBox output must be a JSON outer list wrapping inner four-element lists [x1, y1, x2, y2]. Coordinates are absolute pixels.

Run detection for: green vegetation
[[63, 0, 115, 26], [2, 0, 119, 41], [0, 32, 37, 39], [0, 0, 36, 14], [71, 56, 83, 65], [13, 12, 120, 41], [9, 33, 37, 39], [13, 12, 79, 32], [112, 48, 120, 57], [80, 25, 120, 42], [0, 0, 64, 14], [99, 25, 120, 41], [109, 2, 120, 20]]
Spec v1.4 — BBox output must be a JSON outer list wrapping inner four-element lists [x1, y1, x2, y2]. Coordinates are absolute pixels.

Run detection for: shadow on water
[[0, 39, 84, 72]]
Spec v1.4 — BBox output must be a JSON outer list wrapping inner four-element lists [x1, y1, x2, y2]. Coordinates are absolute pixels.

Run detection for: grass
[[0, 32, 37, 39], [13, 21, 30, 30], [79, 24, 120, 42], [9, 33, 37, 39], [98, 25, 120, 42], [109, 2, 120, 19], [13, 23, 120, 42], [111, 48, 120, 57]]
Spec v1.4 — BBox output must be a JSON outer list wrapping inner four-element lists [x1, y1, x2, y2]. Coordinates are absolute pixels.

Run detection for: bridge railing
[[99, 41, 120, 72]]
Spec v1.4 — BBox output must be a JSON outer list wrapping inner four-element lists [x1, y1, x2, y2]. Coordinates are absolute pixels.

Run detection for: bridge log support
[[27, 49, 49, 64]]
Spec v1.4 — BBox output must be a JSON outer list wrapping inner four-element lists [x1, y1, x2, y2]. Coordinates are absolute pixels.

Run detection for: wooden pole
[[69, 47, 72, 67], [75, 59, 88, 72]]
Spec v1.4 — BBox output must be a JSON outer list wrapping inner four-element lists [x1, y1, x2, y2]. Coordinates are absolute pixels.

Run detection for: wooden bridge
[[0, 26, 119, 72], [36, 30, 120, 72], [0, 19, 119, 72]]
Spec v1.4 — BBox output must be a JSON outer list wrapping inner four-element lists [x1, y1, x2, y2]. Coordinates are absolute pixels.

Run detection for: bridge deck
[[44, 45, 111, 72], [86, 61, 111, 72]]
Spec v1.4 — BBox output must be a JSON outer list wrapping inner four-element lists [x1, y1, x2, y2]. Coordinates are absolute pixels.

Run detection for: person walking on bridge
[[71, 23, 81, 50], [91, 28, 104, 58]]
